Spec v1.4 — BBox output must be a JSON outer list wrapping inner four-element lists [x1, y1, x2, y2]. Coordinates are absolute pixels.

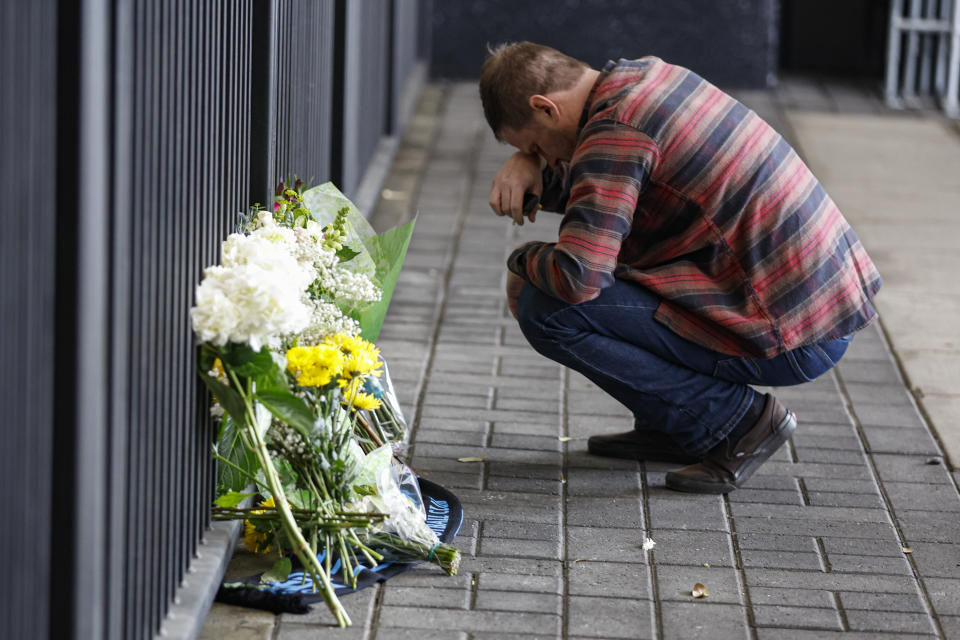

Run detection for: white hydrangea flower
[[191, 233, 315, 350]]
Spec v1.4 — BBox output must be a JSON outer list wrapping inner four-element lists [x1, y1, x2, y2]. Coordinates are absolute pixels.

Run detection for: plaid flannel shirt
[[507, 57, 882, 358]]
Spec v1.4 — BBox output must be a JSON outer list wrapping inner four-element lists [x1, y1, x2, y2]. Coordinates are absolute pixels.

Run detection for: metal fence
[[885, 0, 960, 116], [0, 1, 427, 639]]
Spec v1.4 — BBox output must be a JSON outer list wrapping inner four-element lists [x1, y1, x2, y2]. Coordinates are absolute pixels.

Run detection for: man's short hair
[[479, 42, 589, 139]]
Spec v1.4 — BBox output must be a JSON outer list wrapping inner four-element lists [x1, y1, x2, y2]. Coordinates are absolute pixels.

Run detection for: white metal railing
[[885, 0, 960, 117]]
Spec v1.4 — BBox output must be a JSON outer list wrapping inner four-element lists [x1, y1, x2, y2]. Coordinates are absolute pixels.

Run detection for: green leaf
[[255, 388, 316, 437], [255, 352, 292, 392], [197, 364, 247, 425], [214, 491, 256, 508], [261, 557, 292, 584], [335, 244, 361, 262], [214, 413, 261, 491], [221, 343, 275, 377]]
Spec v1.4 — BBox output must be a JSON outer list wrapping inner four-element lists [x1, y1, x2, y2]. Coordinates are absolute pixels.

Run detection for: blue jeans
[[516, 280, 852, 456]]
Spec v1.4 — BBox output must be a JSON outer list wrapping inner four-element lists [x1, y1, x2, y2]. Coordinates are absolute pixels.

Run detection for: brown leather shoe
[[588, 429, 700, 464], [665, 394, 796, 494]]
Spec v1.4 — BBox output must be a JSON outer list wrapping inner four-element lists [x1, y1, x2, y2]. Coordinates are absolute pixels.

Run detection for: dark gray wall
[[430, 0, 780, 88]]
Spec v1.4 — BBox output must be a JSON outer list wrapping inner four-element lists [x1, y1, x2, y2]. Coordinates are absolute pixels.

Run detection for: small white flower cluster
[[318, 266, 381, 305], [191, 232, 315, 351], [299, 301, 361, 345], [272, 422, 308, 457]]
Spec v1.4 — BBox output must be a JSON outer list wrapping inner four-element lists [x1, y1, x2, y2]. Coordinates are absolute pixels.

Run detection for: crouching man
[[480, 42, 881, 493]]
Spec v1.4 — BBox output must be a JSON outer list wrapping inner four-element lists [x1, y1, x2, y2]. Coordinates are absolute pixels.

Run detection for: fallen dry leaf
[[457, 456, 485, 463], [558, 436, 580, 442], [573, 558, 587, 563], [691, 583, 709, 598], [902, 547, 914, 553]]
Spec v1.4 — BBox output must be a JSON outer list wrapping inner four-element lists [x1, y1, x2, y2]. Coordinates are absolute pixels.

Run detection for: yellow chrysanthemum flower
[[326, 333, 382, 379], [286, 344, 345, 387], [243, 496, 275, 554], [340, 376, 381, 411]]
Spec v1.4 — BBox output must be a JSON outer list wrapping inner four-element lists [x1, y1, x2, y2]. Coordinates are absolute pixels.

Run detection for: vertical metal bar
[[886, 0, 905, 107], [57, 0, 112, 635], [903, 0, 923, 97], [946, 0, 960, 115], [918, 0, 934, 94], [935, 0, 950, 95], [250, 0, 278, 206]]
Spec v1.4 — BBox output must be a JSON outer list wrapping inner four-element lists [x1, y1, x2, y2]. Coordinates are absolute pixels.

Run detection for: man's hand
[[506, 271, 526, 320], [489, 151, 542, 226]]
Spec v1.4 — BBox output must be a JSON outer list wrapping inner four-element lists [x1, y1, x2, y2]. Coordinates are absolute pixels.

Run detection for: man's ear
[[528, 94, 560, 123]]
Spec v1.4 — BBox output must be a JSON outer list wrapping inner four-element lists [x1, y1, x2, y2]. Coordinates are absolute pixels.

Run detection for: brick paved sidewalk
[[205, 83, 960, 639]]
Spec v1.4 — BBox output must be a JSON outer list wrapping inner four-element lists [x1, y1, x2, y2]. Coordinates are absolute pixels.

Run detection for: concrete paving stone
[[567, 595, 654, 639], [415, 417, 490, 433], [838, 590, 926, 613], [732, 516, 896, 539], [648, 529, 735, 567], [489, 432, 563, 452], [567, 526, 654, 563], [883, 481, 960, 512], [843, 334, 893, 360], [423, 392, 490, 409], [485, 474, 562, 495], [474, 589, 562, 614], [567, 560, 650, 598], [793, 446, 867, 465], [654, 565, 745, 604], [489, 420, 560, 436], [498, 362, 559, 379], [792, 406, 853, 425], [277, 622, 367, 639], [941, 616, 960, 638], [197, 604, 275, 640], [744, 568, 919, 593], [861, 425, 942, 455], [646, 490, 729, 531], [280, 584, 376, 628], [464, 555, 562, 578], [460, 501, 561, 525], [805, 490, 885, 508], [802, 477, 882, 494], [415, 469, 483, 490], [660, 601, 749, 640], [377, 606, 561, 635], [493, 396, 561, 413], [566, 495, 645, 528], [485, 461, 562, 480], [907, 542, 960, 578], [752, 605, 842, 631], [897, 509, 960, 543], [740, 549, 824, 571], [854, 403, 926, 429], [423, 371, 555, 394], [734, 475, 801, 491], [754, 461, 873, 481], [736, 534, 819, 553], [924, 577, 960, 615], [748, 586, 834, 608], [380, 586, 471, 609], [826, 553, 912, 575], [479, 536, 561, 560], [730, 503, 891, 524], [840, 382, 915, 409], [413, 441, 562, 466], [755, 630, 932, 640], [565, 467, 643, 496], [414, 428, 487, 447], [789, 432, 863, 451], [845, 609, 936, 634], [457, 487, 561, 507], [373, 629, 467, 640], [837, 361, 905, 385], [819, 536, 906, 557], [477, 571, 563, 594], [566, 449, 641, 470]]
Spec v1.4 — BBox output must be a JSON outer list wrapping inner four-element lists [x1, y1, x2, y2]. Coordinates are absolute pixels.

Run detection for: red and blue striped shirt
[[507, 57, 882, 358]]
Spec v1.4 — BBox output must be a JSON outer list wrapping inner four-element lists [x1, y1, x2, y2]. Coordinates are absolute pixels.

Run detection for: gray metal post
[[946, 0, 960, 116], [886, 0, 905, 107]]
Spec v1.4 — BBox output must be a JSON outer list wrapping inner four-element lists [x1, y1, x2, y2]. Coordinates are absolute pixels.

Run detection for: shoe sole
[[587, 439, 700, 465], [665, 410, 798, 494]]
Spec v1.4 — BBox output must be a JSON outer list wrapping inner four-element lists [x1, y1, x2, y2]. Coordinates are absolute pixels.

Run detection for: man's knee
[[516, 284, 571, 344]]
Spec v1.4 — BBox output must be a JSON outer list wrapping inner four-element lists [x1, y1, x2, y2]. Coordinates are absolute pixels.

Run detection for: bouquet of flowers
[[191, 181, 455, 627]]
